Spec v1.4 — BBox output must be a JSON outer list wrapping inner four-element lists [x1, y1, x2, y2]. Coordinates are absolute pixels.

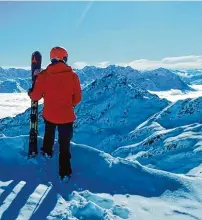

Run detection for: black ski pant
[[41, 119, 73, 177]]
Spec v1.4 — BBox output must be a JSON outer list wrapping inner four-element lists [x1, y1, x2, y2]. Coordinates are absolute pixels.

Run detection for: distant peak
[[155, 67, 171, 72], [82, 65, 97, 70]]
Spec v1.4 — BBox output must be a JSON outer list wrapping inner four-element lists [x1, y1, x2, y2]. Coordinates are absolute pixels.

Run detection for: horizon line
[[1, 55, 202, 70]]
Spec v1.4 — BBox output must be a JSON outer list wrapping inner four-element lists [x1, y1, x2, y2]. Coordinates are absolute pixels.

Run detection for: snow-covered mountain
[[0, 66, 194, 93], [0, 67, 30, 80], [73, 72, 169, 152], [0, 78, 30, 93], [0, 72, 169, 153], [174, 69, 202, 85], [113, 97, 202, 175], [75, 66, 193, 91], [139, 68, 193, 91], [153, 97, 202, 128], [76, 66, 194, 91], [75, 66, 106, 86], [0, 67, 31, 92]]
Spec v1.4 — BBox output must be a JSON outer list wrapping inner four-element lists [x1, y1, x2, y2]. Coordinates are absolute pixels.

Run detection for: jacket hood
[[46, 61, 73, 75]]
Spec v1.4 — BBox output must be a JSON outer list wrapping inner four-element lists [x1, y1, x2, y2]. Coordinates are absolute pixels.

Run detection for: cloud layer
[[73, 55, 202, 70], [2, 55, 202, 70]]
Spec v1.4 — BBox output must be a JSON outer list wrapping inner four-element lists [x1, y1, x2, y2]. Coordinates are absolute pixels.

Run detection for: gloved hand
[[33, 69, 40, 76]]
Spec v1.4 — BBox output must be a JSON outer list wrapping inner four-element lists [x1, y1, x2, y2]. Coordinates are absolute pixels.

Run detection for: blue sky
[[0, 1, 202, 69]]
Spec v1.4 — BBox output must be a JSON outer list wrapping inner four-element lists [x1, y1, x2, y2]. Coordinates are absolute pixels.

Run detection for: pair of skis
[[28, 51, 42, 158]]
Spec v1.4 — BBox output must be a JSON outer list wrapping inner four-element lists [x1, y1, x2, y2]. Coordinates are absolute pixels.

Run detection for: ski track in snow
[[0, 181, 26, 219], [16, 184, 52, 220]]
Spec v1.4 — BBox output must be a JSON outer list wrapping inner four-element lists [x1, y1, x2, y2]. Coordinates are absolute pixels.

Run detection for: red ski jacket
[[29, 61, 82, 124]]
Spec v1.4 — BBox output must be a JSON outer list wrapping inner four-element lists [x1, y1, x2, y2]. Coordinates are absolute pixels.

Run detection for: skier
[[28, 46, 82, 181]]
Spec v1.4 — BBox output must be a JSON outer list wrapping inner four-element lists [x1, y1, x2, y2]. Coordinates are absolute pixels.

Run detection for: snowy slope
[[0, 79, 31, 93], [0, 135, 202, 220], [174, 69, 202, 85], [154, 97, 202, 128], [113, 122, 202, 173], [0, 67, 31, 93], [113, 97, 202, 174], [16, 78, 31, 91]]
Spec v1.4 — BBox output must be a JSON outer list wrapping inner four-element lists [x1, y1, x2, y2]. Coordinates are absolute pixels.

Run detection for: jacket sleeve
[[29, 72, 45, 101], [72, 72, 82, 106]]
